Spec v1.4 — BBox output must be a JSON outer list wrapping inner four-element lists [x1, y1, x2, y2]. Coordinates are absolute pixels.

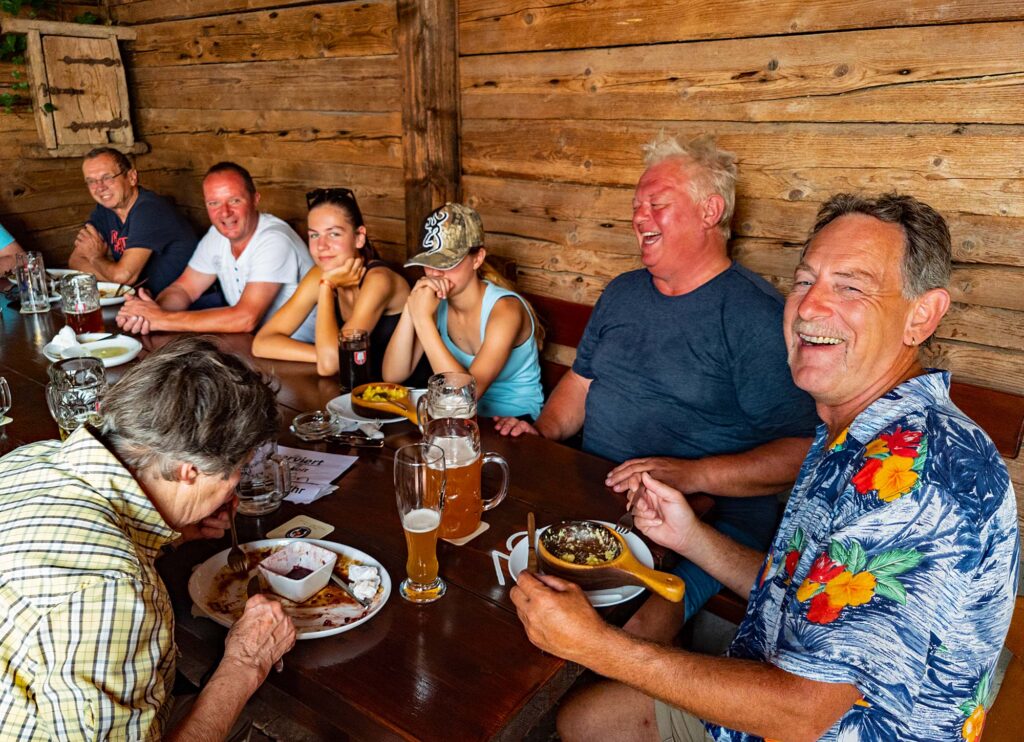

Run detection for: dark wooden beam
[[397, 0, 461, 259]]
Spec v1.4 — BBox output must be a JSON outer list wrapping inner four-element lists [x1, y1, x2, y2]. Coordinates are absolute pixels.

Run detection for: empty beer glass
[[416, 372, 477, 433], [45, 357, 106, 439], [15, 251, 49, 314], [236, 441, 292, 515], [425, 417, 509, 539], [395, 442, 447, 603]]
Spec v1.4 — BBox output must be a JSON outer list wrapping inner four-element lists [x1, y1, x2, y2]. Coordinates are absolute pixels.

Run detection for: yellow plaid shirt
[[0, 426, 179, 740]]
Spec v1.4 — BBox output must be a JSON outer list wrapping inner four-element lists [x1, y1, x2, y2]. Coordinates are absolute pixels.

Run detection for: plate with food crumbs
[[327, 389, 425, 424], [188, 538, 390, 639], [506, 522, 654, 608]]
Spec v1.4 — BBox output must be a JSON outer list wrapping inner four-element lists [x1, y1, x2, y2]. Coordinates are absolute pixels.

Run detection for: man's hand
[[222, 595, 296, 683], [321, 257, 365, 290], [177, 502, 233, 542], [633, 472, 700, 555], [606, 456, 698, 494], [72, 223, 107, 260], [510, 571, 608, 662], [407, 276, 451, 321], [117, 288, 162, 334], [493, 416, 540, 437]]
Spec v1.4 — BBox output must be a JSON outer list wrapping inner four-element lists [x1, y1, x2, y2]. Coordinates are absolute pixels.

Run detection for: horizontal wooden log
[[465, 176, 1024, 267], [129, 1, 396, 68], [0, 17, 136, 40], [515, 266, 608, 305], [462, 22, 1024, 124], [461, 121, 1024, 217], [541, 342, 576, 368], [939, 304, 1024, 354], [459, 0, 1023, 55], [734, 239, 1024, 312], [110, 0, 320, 25], [130, 55, 400, 111], [923, 339, 1024, 397], [486, 233, 639, 280]]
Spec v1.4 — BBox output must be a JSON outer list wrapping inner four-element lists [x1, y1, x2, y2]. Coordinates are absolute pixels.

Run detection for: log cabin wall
[[0, 5, 108, 260], [457, 0, 1024, 496], [107, 0, 407, 263]]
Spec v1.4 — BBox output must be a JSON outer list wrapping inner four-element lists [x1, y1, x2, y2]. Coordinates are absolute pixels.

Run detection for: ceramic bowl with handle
[[538, 520, 685, 602]]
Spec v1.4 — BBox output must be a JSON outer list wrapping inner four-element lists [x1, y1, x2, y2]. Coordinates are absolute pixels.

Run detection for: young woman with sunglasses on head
[[382, 203, 544, 420], [253, 188, 415, 380]]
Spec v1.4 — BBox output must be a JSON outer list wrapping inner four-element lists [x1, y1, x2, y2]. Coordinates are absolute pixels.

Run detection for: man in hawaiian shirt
[[512, 193, 1019, 741]]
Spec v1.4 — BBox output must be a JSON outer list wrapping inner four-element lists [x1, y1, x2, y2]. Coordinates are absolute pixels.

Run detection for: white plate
[[507, 522, 653, 607], [327, 389, 425, 424], [46, 270, 133, 306], [42, 333, 143, 367], [188, 538, 391, 640]]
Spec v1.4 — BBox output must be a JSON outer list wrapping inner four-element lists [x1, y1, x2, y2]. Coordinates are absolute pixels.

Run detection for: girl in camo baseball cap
[[383, 203, 546, 421]]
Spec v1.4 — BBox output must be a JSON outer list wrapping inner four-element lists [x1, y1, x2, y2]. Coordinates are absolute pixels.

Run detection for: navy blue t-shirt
[[572, 264, 819, 463], [88, 187, 197, 296]]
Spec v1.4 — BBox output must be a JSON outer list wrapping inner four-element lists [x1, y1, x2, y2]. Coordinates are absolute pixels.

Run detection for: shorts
[[654, 700, 714, 742]]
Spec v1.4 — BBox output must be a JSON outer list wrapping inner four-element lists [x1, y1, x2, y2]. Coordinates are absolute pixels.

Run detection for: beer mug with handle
[[417, 371, 477, 433], [45, 357, 106, 439], [237, 441, 292, 515], [425, 417, 509, 539]]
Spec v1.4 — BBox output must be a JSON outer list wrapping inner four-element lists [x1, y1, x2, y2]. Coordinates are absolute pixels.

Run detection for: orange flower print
[[824, 570, 877, 607], [829, 427, 849, 451], [880, 426, 923, 458], [759, 553, 773, 587], [865, 438, 889, 457], [852, 457, 883, 494], [961, 705, 985, 742], [874, 455, 918, 502], [807, 592, 843, 623]]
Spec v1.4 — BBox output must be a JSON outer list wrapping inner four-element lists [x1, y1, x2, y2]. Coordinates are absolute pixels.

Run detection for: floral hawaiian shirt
[[708, 372, 1019, 742]]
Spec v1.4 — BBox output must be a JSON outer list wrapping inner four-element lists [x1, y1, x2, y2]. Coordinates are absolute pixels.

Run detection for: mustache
[[791, 322, 846, 340]]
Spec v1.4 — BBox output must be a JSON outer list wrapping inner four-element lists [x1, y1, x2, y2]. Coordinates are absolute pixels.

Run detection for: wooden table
[[0, 297, 706, 741]]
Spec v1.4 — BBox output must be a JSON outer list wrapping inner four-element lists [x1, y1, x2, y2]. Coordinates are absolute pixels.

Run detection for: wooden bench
[[524, 291, 1024, 625]]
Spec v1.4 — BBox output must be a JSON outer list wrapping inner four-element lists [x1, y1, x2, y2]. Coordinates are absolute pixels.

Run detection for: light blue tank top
[[437, 282, 543, 419]]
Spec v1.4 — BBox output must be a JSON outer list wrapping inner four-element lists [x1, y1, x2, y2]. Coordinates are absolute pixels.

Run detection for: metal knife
[[325, 433, 384, 448], [331, 573, 372, 608], [526, 512, 539, 574]]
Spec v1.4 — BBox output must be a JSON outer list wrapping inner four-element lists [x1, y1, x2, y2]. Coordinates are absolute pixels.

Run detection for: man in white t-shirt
[[116, 162, 314, 337]]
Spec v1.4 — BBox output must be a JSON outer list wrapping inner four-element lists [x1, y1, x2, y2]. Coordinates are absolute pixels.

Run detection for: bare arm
[[69, 224, 151, 284], [165, 595, 296, 741], [606, 436, 813, 497], [512, 573, 859, 742], [493, 367, 591, 438], [0, 238, 25, 274], [252, 268, 320, 363], [119, 268, 281, 334]]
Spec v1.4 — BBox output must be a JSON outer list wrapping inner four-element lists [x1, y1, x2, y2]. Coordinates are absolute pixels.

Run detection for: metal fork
[[227, 510, 248, 576], [614, 489, 637, 534]]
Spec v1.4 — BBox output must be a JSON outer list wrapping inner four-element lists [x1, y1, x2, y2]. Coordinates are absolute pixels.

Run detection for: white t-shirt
[[189, 213, 316, 339]]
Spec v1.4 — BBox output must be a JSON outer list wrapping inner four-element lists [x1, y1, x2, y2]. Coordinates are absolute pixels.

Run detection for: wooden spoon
[[538, 520, 684, 602]]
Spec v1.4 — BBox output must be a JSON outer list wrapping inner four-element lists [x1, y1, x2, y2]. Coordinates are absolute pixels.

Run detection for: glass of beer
[[338, 328, 371, 394], [60, 273, 103, 333], [425, 417, 509, 540], [417, 371, 477, 433], [394, 442, 447, 603]]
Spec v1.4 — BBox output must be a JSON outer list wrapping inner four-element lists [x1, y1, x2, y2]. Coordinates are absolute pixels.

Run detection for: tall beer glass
[[395, 443, 447, 603]]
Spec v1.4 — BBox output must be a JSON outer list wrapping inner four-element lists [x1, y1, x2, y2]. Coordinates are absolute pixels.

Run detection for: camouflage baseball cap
[[404, 203, 484, 270]]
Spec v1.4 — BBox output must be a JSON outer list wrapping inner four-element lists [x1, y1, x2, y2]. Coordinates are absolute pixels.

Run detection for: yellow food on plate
[[358, 384, 406, 403]]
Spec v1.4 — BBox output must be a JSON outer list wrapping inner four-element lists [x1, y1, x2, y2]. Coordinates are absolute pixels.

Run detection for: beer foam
[[430, 435, 479, 467], [403, 508, 441, 533]]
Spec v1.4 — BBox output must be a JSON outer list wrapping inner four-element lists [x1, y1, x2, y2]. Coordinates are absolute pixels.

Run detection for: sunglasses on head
[[306, 187, 358, 210]]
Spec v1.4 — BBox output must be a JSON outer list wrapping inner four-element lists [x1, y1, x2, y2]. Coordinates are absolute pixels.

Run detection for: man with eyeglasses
[[117, 161, 314, 337], [70, 147, 200, 298]]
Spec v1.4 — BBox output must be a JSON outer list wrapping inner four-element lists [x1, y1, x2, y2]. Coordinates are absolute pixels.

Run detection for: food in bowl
[[357, 384, 407, 403], [541, 521, 621, 565], [257, 542, 338, 603]]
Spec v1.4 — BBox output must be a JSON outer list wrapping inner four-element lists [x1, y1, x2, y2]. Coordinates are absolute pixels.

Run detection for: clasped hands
[[116, 287, 161, 335], [406, 275, 454, 320], [71, 223, 107, 261]]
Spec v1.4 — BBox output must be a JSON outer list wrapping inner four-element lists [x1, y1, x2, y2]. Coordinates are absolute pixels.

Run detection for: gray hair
[[805, 193, 951, 298], [100, 336, 279, 480], [641, 132, 738, 240]]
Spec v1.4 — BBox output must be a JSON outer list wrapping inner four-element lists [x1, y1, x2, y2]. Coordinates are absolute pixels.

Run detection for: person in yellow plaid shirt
[[0, 336, 296, 740]]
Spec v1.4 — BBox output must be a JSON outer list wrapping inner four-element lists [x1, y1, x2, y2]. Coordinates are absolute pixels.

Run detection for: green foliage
[[0, 91, 17, 113], [74, 11, 98, 24], [41, 100, 55, 112]]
